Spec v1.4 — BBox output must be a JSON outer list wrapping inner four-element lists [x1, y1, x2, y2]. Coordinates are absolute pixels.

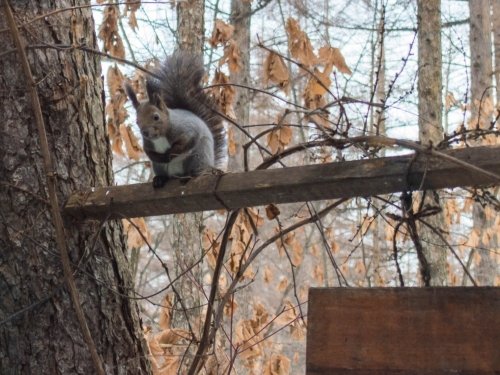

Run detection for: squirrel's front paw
[[152, 175, 169, 188]]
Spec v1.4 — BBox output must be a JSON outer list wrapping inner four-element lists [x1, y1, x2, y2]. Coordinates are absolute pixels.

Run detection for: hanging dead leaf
[[159, 294, 174, 330], [285, 18, 317, 66], [318, 45, 352, 75], [274, 301, 297, 326], [445, 91, 458, 110], [203, 228, 220, 270], [246, 207, 264, 228], [303, 66, 332, 128], [355, 259, 366, 275], [252, 302, 270, 328], [120, 124, 142, 160], [263, 265, 273, 283], [209, 19, 235, 47], [124, 1, 141, 31], [235, 319, 263, 362], [229, 239, 247, 274], [122, 217, 150, 249], [156, 328, 190, 346], [263, 354, 291, 375], [221, 39, 242, 73], [277, 277, 288, 292], [263, 52, 290, 94], [313, 264, 324, 284], [468, 97, 495, 131], [107, 65, 125, 96], [267, 124, 293, 154], [211, 70, 236, 119], [331, 241, 340, 254], [108, 120, 125, 157], [310, 244, 320, 257], [98, 5, 125, 58], [227, 127, 237, 156], [106, 65, 129, 133], [224, 299, 238, 317]]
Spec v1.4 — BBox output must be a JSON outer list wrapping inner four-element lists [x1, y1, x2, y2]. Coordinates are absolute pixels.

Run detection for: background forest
[[96, 0, 499, 373], [0, 0, 498, 374]]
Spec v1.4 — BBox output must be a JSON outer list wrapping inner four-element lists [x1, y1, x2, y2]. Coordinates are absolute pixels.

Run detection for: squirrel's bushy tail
[[149, 51, 226, 168]]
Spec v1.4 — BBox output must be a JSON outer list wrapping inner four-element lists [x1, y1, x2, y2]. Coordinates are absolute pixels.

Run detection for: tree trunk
[[417, 0, 447, 286], [0, 1, 150, 374], [177, 0, 204, 52], [228, 0, 252, 172], [493, 0, 500, 104], [469, 0, 496, 285], [170, 1, 207, 371]]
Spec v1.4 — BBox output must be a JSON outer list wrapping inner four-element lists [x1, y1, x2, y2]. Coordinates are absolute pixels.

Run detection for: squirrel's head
[[125, 80, 169, 140]]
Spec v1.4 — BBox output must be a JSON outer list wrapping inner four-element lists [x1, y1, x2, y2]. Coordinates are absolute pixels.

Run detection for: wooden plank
[[306, 287, 500, 375], [64, 146, 500, 219]]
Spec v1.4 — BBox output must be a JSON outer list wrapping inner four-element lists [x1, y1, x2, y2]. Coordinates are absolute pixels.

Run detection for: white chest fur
[[151, 137, 171, 153]]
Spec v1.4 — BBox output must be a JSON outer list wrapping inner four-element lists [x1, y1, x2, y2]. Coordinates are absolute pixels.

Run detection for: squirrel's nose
[[141, 129, 151, 138]]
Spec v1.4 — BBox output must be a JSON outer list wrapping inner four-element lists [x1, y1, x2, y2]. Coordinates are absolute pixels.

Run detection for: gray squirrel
[[125, 51, 225, 188]]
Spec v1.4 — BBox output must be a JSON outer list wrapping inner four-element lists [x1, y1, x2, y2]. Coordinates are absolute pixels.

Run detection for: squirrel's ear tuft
[[124, 82, 140, 109], [152, 92, 168, 112]]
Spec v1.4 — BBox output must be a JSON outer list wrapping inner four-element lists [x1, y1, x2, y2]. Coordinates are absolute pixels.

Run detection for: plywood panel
[[306, 288, 500, 374]]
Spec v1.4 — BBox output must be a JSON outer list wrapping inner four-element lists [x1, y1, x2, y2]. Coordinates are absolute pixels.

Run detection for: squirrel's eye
[[153, 113, 160, 121]]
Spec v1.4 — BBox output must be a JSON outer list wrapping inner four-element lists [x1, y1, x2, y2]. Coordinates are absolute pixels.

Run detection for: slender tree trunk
[[228, 0, 251, 172], [170, 0, 207, 371], [494, 0, 500, 104], [469, 0, 496, 285], [177, 0, 204, 52], [370, 2, 386, 286], [0, 1, 150, 374], [417, 0, 447, 286]]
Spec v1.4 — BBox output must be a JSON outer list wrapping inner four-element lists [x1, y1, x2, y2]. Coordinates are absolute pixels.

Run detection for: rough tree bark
[[494, 0, 500, 104], [417, 0, 447, 286], [469, 0, 496, 285], [0, 1, 150, 374], [177, 0, 204, 52], [228, 0, 251, 172], [170, 0, 207, 370]]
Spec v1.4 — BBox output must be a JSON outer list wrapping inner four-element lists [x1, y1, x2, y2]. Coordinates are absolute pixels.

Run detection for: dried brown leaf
[[227, 127, 237, 156], [235, 319, 263, 362], [263, 52, 290, 94], [221, 39, 242, 73], [285, 18, 317, 66], [156, 328, 190, 345], [263, 354, 291, 375], [159, 294, 173, 330], [211, 70, 236, 118], [108, 120, 125, 157], [263, 265, 273, 283], [122, 217, 150, 249], [318, 46, 352, 75], [445, 92, 458, 110], [209, 19, 235, 47], [267, 124, 293, 154], [313, 264, 324, 284], [277, 277, 288, 292], [98, 5, 125, 58], [124, 1, 141, 31], [203, 228, 220, 270], [120, 124, 142, 160]]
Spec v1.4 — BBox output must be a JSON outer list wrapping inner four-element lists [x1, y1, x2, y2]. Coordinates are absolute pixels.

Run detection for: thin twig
[[188, 209, 241, 375]]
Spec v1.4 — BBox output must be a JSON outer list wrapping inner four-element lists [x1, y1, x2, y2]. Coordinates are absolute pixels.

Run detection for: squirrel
[[125, 51, 225, 188]]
